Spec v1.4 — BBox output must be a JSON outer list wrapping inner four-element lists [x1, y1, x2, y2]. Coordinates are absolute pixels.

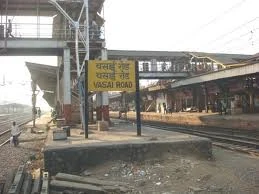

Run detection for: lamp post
[[31, 80, 37, 128]]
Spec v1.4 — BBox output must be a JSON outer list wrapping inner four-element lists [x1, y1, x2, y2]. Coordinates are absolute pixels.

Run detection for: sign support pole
[[85, 61, 89, 138], [135, 61, 141, 136]]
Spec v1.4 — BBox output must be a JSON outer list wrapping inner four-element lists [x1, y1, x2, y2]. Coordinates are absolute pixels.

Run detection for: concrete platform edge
[[44, 138, 212, 175]]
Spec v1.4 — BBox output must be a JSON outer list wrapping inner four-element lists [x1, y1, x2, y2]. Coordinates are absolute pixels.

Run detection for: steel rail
[[142, 122, 259, 155]]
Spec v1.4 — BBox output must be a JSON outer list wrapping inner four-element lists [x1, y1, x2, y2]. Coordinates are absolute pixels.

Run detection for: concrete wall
[[44, 140, 212, 175]]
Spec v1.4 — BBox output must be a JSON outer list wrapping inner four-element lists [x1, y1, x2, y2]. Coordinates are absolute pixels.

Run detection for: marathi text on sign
[[88, 60, 136, 91]]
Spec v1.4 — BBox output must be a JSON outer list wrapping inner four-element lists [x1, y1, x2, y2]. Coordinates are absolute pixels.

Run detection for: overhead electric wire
[[209, 28, 259, 51], [175, 0, 248, 48], [207, 16, 259, 45], [198, 0, 247, 31], [218, 37, 259, 53]]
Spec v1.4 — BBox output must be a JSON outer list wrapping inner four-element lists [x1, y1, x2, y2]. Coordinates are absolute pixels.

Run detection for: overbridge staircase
[[144, 100, 156, 112]]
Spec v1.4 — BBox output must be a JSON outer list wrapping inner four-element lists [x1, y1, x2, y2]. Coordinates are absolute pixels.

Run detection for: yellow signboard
[[88, 60, 136, 91]]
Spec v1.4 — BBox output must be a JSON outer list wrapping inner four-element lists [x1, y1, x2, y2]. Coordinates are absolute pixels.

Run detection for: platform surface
[[110, 111, 259, 131], [45, 120, 208, 149]]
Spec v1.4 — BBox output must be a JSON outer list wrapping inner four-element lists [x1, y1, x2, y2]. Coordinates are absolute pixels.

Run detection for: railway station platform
[[43, 120, 212, 175], [110, 111, 259, 131]]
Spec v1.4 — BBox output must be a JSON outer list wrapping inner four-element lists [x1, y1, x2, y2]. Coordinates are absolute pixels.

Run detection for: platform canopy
[[188, 52, 251, 67], [170, 62, 259, 89], [1, 0, 104, 16], [26, 62, 57, 107]]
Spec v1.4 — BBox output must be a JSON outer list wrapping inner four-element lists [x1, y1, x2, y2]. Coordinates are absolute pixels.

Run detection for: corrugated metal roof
[[170, 62, 259, 89], [189, 52, 251, 65], [26, 62, 57, 107], [108, 50, 187, 57], [2, 0, 104, 16], [107, 50, 188, 60]]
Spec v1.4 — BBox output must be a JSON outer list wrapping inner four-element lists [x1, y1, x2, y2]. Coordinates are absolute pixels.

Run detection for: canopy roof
[[26, 62, 57, 107], [189, 52, 251, 66], [1, 0, 104, 16]]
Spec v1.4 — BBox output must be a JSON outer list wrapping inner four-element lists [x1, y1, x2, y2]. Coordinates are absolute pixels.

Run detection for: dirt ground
[[4, 114, 258, 194], [79, 147, 259, 194], [0, 115, 49, 181]]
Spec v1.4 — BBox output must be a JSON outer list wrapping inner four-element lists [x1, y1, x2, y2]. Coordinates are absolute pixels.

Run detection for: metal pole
[[85, 60, 89, 138], [5, 0, 8, 48], [1, 1, 3, 25], [56, 67, 60, 102], [31, 81, 36, 128], [135, 61, 141, 136], [75, 23, 86, 131], [84, 0, 91, 125], [37, 0, 40, 38], [84, 0, 89, 60]]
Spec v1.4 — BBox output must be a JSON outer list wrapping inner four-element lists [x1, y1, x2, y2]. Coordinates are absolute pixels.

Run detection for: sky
[[0, 56, 57, 109], [104, 0, 259, 54], [1, 0, 259, 107]]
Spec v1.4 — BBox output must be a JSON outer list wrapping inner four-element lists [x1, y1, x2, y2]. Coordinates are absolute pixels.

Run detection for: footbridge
[[107, 50, 250, 79]]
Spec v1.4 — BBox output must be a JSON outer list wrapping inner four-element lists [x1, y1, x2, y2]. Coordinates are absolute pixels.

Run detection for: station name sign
[[88, 60, 136, 91]]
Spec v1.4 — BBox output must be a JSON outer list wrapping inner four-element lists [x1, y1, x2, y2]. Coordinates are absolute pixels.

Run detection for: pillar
[[88, 97, 94, 122], [96, 47, 109, 121], [122, 91, 126, 108], [56, 66, 60, 103], [192, 86, 197, 107], [249, 91, 254, 113], [96, 92, 102, 120], [31, 80, 37, 127], [196, 85, 203, 112], [63, 48, 72, 124], [204, 85, 208, 113]]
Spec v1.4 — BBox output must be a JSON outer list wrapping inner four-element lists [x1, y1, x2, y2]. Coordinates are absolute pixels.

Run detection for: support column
[[31, 80, 37, 128], [192, 86, 197, 107], [249, 91, 254, 113], [122, 91, 126, 108], [88, 97, 94, 122], [121, 91, 127, 119], [96, 46, 109, 121], [204, 85, 208, 113], [102, 47, 109, 121], [197, 87, 202, 112], [63, 48, 72, 124], [96, 92, 102, 120], [56, 66, 60, 103]]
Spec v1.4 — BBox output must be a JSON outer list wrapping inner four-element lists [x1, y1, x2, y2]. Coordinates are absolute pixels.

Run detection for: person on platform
[[38, 108, 41, 118], [11, 121, 21, 147], [218, 100, 222, 115], [222, 100, 227, 115], [6, 19, 14, 38], [163, 103, 167, 114]]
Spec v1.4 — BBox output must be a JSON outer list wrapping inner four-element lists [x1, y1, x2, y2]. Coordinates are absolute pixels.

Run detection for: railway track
[[141, 121, 259, 156], [0, 113, 32, 147]]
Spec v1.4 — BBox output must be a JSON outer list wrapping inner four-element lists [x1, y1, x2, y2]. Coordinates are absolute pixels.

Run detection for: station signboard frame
[[84, 60, 141, 138], [88, 60, 136, 91]]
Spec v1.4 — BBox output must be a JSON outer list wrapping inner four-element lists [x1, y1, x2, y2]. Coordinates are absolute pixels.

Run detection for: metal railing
[[139, 62, 192, 73], [0, 22, 104, 40], [138, 62, 221, 73]]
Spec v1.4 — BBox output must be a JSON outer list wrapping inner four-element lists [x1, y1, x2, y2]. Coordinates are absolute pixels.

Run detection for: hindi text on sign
[[88, 60, 136, 91]]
